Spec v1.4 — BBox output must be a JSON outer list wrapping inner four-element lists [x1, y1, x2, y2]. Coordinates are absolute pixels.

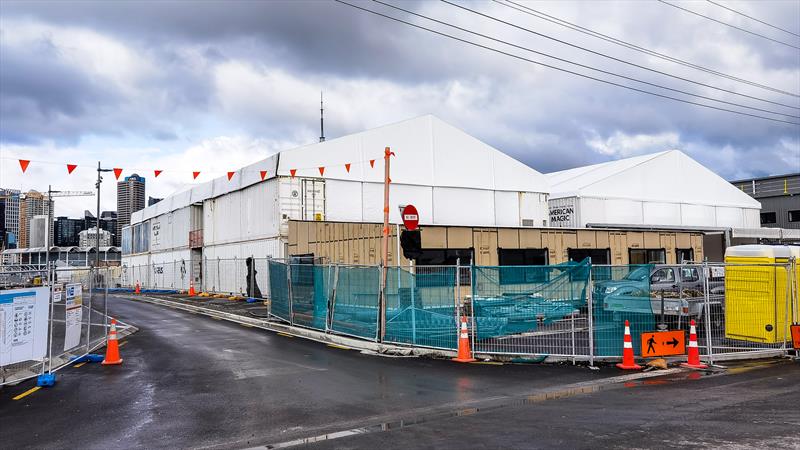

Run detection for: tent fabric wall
[[547, 150, 762, 228]]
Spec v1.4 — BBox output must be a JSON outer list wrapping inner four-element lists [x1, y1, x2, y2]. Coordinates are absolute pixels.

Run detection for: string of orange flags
[[5, 154, 387, 182]]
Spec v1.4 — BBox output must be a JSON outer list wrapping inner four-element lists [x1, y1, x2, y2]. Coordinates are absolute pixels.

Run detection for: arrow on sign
[[664, 338, 679, 348]]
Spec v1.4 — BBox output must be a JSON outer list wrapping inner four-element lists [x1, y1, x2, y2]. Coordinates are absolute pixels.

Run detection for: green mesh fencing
[[591, 265, 655, 357], [471, 259, 591, 355], [268, 260, 290, 322], [330, 265, 381, 340], [289, 265, 331, 330], [384, 266, 459, 350]]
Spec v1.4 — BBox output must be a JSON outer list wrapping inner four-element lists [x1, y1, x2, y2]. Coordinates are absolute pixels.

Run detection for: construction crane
[[44, 190, 93, 199]]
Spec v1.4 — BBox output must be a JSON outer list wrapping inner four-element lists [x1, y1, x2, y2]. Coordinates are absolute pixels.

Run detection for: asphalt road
[[1, 295, 797, 449]]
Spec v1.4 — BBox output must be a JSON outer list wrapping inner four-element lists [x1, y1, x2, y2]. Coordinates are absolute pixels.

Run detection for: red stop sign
[[402, 205, 419, 231]]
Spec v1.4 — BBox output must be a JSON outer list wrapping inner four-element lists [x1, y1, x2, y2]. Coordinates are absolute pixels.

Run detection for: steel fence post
[[287, 262, 294, 326], [783, 262, 791, 354], [469, 264, 476, 357], [44, 261, 55, 375], [377, 263, 384, 342], [703, 260, 714, 365], [411, 263, 417, 345], [85, 267, 94, 357], [104, 268, 109, 338], [587, 264, 595, 368], [328, 264, 339, 332]]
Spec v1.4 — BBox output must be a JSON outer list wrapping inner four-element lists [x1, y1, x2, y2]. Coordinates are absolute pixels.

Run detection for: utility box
[[724, 245, 795, 343]]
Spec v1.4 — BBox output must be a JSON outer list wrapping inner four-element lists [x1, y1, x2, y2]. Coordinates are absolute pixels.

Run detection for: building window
[[567, 248, 609, 265], [497, 248, 548, 284], [415, 248, 473, 286], [760, 212, 777, 225], [789, 210, 800, 223], [629, 248, 666, 265], [676, 248, 694, 263], [416, 248, 473, 266]]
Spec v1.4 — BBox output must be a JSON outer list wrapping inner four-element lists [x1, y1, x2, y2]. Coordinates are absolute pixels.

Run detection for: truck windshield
[[623, 267, 649, 281]]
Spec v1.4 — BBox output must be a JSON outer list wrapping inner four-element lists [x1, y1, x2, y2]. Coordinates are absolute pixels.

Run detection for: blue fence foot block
[[85, 354, 105, 363], [246, 297, 259, 303], [36, 373, 57, 387]]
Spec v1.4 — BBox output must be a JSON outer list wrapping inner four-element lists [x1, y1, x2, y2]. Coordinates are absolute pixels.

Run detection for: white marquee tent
[[546, 150, 761, 229]]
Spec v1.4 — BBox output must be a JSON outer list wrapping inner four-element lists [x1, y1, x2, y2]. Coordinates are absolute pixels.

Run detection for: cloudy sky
[[1, 0, 798, 217]]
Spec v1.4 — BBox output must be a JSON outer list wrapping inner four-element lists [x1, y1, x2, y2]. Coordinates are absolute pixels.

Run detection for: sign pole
[[380, 147, 393, 341]]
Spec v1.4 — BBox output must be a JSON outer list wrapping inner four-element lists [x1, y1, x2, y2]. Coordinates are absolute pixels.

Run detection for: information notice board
[[0, 287, 50, 366], [64, 283, 83, 351]]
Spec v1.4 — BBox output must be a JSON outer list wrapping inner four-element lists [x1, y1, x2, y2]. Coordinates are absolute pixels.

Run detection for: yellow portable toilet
[[724, 245, 793, 344]]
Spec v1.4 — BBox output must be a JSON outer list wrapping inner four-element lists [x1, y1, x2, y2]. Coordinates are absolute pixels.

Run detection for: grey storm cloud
[[0, 0, 798, 179]]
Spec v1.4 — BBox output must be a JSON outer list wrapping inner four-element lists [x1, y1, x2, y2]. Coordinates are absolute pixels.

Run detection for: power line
[[498, 0, 798, 98], [374, 0, 797, 119], [657, 0, 800, 50], [706, 0, 800, 38], [333, 0, 799, 126], [443, 0, 799, 111]]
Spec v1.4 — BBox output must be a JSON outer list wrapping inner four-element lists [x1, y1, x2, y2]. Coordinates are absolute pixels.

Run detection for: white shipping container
[[204, 180, 280, 246], [202, 238, 283, 295]]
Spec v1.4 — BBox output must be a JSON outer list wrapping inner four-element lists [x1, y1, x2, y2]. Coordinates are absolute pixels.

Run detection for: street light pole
[[95, 162, 113, 268], [96, 162, 102, 268]]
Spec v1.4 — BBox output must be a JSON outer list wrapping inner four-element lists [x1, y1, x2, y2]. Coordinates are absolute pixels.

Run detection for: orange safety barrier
[[616, 320, 642, 370], [452, 316, 477, 363], [102, 319, 123, 366], [681, 319, 708, 369]]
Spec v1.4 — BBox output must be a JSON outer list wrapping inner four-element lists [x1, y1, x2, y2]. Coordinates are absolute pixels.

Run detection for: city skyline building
[[117, 174, 145, 246]]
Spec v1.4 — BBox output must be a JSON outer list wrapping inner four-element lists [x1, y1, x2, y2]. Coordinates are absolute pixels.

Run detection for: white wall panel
[[433, 187, 494, 226], [742, 208, 760, 228], [520, 192, 549, 227], [494, 191, 520, 227], [680, 203, 715, 227], [642, 202, 682, 226], [326, 180, 363, 222], [603, 199, 643, 225], [362, 182, 434, 224], [715, 206, 744, 227], [205, 180, 280, 246]]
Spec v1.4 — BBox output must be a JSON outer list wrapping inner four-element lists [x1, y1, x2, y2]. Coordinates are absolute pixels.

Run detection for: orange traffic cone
[[102, 319, 123, 365], [134, 281, 140, 295], [188, 280, 196, 297], [681, 319, 708, 369], [452, 316, 476, 363], [616, 320, 642, 370]]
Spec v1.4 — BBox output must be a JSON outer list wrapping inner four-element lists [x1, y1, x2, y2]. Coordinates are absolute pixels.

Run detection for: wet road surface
[[2, 295, 630, 449]]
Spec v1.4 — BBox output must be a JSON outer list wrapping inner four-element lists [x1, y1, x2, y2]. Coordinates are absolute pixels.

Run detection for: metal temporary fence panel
[[289, 264, 330, 330], [471, 260, 591, 356], [330, 265, 380, 340], [384, 266, 459, 350], [698, 262, 793, 362], [268, 260, 291, 322], [591, 264, 655, 357]]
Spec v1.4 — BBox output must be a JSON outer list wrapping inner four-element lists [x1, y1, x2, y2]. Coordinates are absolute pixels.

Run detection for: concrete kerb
[[124, 294, 455, 359]]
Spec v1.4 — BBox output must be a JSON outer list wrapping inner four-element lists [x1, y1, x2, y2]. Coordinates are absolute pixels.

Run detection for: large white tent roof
[[133, 115, 548, 223], [547, 150, 761, 209]]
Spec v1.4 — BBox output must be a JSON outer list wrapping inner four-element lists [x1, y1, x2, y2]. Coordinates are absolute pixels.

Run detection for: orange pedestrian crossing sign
[[640, 330, 686, 357]]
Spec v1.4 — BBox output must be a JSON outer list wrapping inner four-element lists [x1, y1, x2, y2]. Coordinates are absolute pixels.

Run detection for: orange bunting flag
[[318, 167, 325, 176], [193, 171, 201, 180], [154, 170, 162, 178], [369, 159, 375, 168], [19, 159, 30, 173], [67, 164, 77, 174], [290, 169, 297, 178], [260, 170, 267, 180], [345, 163, 351, 173], [227, 171, 235, 181], [113, 168, 123, 180]]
